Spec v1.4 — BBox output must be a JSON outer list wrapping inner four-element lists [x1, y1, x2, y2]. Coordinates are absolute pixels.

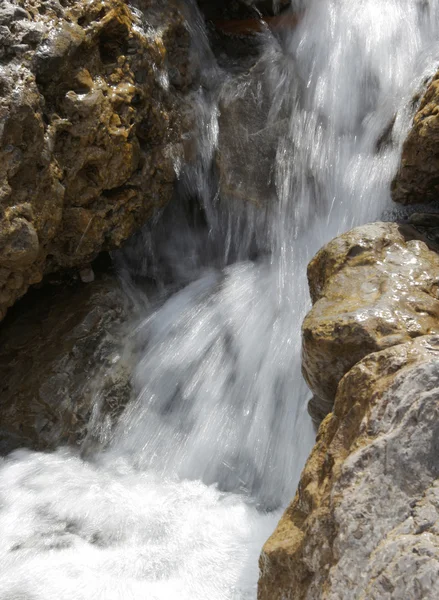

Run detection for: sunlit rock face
[[0, 276, 132, 454], [258, 221, 439, 599], [258, 334, 439, 600], [302, 222, 439, 417], [0, 0, 192, 321], [392, 71, 439, 206]]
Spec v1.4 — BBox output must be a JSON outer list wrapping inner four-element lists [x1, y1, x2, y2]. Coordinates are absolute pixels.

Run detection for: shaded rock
[[217, 57, 289, 207], [307, 395, 332, 430], [302, 222, 439, 413], [197, 0, 290, 22], [0, 0, 193, 321], [258, 335, 439, 600], [392, 71, 439, 205], [196, 0, 294, 68], [0, 276, 133, 454]]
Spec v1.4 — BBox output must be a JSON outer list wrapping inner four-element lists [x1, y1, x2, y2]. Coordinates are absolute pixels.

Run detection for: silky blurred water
[[1, 1, 439, 598]]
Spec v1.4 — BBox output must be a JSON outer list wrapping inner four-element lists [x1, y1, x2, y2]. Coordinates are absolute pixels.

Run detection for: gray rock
[[259, 335, 439, 600], [0, 276, 133, 454], [0, 2, 30, 26]]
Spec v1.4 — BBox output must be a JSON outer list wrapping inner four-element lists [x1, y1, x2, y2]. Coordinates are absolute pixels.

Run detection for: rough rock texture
[[259, 334, 439, 600], [302, 222, 439, 414], [392, 71, 439, 205], [0, 276, 133, 454], [0, 0, 192, 321]]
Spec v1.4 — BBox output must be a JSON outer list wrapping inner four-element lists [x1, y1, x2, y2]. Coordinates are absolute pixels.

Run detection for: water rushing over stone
[[1, 0, 439, 598]]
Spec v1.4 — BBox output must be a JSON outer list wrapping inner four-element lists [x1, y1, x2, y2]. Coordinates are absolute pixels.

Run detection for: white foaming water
[[2, 1, 439, 598]]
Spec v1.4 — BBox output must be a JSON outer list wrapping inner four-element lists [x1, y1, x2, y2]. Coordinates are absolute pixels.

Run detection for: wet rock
[[302, 222, 439, 414], [198, 0, 296, 69], [0, 276, 133, 454], [392, 71, 439, 205], [258, 335, 439, 600], [217, 58, 288, 206], [197, 0, 290, 22], [0, 0, 193, 321]]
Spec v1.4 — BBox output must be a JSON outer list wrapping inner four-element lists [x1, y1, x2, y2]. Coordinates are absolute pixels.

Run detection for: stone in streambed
[[302, 222, 439, 416]]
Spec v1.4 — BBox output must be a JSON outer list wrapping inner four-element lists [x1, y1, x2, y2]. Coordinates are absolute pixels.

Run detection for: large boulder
[[0, 0, 192, 321], [302, 222, 439, 416], [392, 71, 439, 205], [0, 275, 133, 454], [258, 334, 439, 600]]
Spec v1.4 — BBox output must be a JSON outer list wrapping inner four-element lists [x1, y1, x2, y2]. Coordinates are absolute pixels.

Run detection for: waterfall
[[1, 1, 439, 598]]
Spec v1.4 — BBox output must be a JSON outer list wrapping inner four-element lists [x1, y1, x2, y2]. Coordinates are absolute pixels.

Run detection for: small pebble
[[79, 267, 95, 283]]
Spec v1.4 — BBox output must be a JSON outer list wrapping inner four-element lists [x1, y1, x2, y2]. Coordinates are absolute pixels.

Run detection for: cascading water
[[1, 1, 439, 598]]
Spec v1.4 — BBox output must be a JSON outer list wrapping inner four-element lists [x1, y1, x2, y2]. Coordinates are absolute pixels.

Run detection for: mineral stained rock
[[259, 334, 439, 600], [0, 276, 133, 454], [0, 0, 192, 321], [302, 222, 439, 415], [392, 71, 439, 205]]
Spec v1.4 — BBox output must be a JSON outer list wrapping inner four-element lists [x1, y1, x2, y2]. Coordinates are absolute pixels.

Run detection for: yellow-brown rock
[[0, 0, 192, 320], [302, 222, 439, 415], [259, 334, 439, 600], [392, 71, 439, 205]]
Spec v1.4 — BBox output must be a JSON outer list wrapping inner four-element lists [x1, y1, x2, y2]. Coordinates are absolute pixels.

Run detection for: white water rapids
[[2, 1, 439, 598]]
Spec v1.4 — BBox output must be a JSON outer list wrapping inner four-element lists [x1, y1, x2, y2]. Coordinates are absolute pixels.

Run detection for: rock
[[217, 57, 289, 207], [79, 266, 95, 283], [307, 395, 332, 430], [0, 276, 133, 454], [0, 216, 39, 268], [392, 71, 439, 205], [197, 0, 290, 21], [258, 334, 439, 600], [0, 2, 30, 25], [302, 222, 439, 416], [0, 0, 193, 321]]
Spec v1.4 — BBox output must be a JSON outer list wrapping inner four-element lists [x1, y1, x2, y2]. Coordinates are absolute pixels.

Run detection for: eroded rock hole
[[98, 19, 129, 64]]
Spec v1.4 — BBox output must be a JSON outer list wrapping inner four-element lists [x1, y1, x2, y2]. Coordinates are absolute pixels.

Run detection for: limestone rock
[[392, 71, 439, 205], [302, 222, 439, 414], [0, 0, 192, 321], [0, 276, 133, 454], [259, 335, 439, 600]]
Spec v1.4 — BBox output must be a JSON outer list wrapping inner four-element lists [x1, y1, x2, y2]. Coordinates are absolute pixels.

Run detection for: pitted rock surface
[[0, 0, 192, 321]]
